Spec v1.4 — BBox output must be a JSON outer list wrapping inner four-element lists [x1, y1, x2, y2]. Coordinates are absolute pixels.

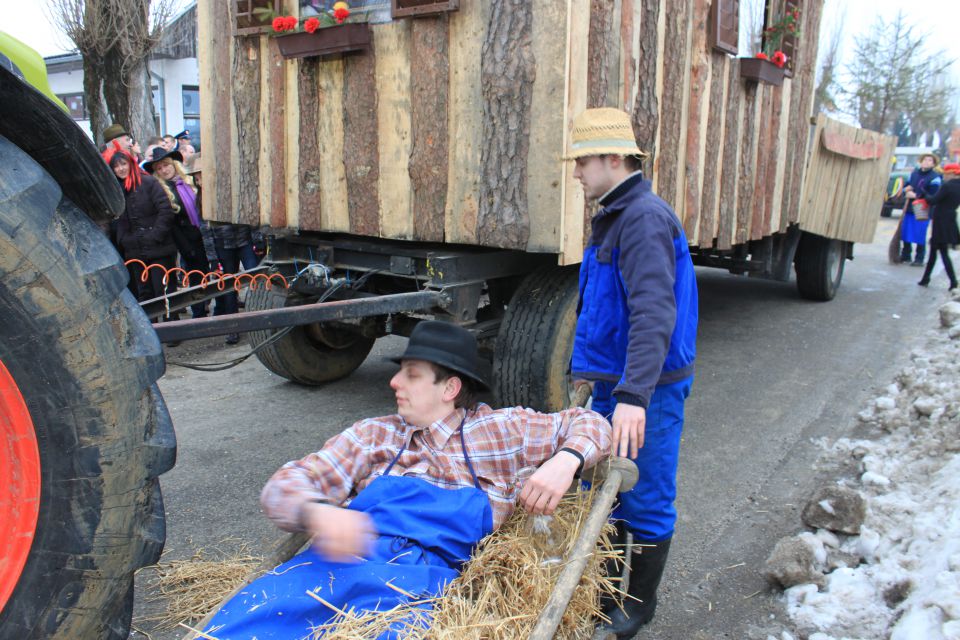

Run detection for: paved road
[[133, 217, 953, 639]]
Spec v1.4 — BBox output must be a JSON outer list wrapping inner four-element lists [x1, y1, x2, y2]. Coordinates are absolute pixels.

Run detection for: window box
[[739, 57, 784, 86], [391, 0, 460, 19], [235, 0, 281, 35], [274, 22, 372, 60]]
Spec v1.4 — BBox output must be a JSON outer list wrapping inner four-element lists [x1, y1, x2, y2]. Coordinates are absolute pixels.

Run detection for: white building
[[44, 2, 202, 149]]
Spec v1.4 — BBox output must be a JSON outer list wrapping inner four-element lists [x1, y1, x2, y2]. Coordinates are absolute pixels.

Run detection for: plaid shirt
[[260, 403, 612, 531]]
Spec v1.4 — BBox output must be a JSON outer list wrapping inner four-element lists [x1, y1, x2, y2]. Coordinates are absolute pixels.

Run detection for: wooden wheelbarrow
[[183, 388, 638, 639]]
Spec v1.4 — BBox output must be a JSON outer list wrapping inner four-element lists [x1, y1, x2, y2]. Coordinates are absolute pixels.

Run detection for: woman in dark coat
[[143, 146, 215, 318], [103, 145, 179, 308], [918, 163, 960, 290]]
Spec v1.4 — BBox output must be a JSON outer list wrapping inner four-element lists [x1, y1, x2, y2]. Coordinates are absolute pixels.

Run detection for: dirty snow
[[773, 294, 960, 640]]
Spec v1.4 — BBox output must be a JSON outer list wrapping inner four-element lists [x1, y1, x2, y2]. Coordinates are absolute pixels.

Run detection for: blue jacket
[[571, 172, 698, 409]]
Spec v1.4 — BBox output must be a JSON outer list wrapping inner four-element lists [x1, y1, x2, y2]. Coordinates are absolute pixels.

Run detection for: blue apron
[[205, 422, 494, 639]]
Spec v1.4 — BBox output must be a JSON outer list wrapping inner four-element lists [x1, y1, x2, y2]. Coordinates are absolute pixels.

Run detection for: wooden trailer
[[192, 0, 895, 409]]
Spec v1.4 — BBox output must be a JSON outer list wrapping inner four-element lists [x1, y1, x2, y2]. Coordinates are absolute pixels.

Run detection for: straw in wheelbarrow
[[306, 483, 621, 640]]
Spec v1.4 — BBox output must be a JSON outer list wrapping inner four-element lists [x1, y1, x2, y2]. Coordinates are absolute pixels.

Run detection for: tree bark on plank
[[477, 0, 535, 250], [632, 0, 660, 162], [299, 58, 322, 231], [409, 16, 450, 243], [233, 36, 261, 227], [343, 51, 381, 237]]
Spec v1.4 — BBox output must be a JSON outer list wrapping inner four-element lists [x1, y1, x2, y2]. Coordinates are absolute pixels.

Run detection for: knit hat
[[564, 108, 648, 160], [102, 123, 129, 143], [942, 163, 960, 175]]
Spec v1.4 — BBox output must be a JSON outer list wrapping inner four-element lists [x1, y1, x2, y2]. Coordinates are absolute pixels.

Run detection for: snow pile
[[776, 299, 960, 640]]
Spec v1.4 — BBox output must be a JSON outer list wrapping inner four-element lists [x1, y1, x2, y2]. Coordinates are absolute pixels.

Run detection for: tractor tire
[[795, 232, 845, 301], [0, 135, 176, 639], [493, 265, 580, 412], [247, 286, 375, 385]]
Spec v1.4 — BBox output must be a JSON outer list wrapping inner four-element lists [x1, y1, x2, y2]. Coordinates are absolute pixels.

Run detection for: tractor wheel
[[795, 232, 846, 301], [247, 286, 375, 385], [493, 265, 580, 411], [0, 135, 176, 639]]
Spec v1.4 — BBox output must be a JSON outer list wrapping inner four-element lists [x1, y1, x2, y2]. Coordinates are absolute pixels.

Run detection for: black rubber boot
[[597, 538, 672, 639]]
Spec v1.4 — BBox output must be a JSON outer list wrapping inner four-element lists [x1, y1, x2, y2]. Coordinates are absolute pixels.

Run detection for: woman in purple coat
[[901, 153, 942, 265]]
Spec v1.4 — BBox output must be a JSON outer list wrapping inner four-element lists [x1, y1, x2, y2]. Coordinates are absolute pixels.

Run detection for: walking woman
[[143, 146, 216, 318], [102, 145, 179, 311], [901, 153, 942, 265], [918, 163, 960, 290]]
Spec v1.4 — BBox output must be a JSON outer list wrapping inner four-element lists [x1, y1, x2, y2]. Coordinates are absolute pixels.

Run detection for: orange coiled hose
[[124, 259, 289, 292]]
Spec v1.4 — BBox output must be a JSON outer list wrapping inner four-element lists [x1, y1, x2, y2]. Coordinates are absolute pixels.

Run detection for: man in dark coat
[[565, 108, 698, 638], [918, 162, 960, 290]]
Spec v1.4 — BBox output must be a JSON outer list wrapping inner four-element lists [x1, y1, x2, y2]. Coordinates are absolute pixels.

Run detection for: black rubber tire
[[0, 135, 176, 639], [493, 265, 581, 411], [247, 286, 375, 385], [795, 232, 845, 301]]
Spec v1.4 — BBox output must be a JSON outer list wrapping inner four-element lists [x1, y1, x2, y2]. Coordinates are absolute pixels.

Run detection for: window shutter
[[709, 0, 740, 55]]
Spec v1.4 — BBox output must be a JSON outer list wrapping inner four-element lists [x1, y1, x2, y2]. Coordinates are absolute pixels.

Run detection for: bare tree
[[46, 0, 178, 144], [841, 11, 956, 137], [813, 5, 844, 115]]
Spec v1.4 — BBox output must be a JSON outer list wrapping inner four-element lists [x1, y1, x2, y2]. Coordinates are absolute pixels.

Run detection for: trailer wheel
[[493, 265, 580, 411], [0, 136, 176, 639], [247, 287, 375, 385], [795, 232, 845, 301]]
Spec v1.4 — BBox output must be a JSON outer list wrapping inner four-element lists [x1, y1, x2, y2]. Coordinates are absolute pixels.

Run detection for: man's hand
[[612, 402, 646, 459], [300, 502, 377, 562], [519, 451, 581, 515]]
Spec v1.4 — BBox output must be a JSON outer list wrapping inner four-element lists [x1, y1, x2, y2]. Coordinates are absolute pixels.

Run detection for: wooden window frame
[[391, 0, 459, 19], [760, 0, 799, 78], [709, 0, 740, 56], [234, 0, 282, 35]]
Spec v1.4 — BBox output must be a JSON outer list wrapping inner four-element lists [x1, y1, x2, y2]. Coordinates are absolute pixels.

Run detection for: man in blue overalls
[[566, 108, 698, 638], [204, 321, 612, 639]]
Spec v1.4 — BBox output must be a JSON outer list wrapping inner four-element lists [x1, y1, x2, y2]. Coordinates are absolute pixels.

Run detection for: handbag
[[912, 198, 929, 221]]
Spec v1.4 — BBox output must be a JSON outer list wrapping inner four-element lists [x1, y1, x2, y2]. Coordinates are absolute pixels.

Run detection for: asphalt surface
[[132, 216, 954, 639]]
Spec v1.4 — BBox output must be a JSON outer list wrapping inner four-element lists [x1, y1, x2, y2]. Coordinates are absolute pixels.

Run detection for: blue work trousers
[[592, 377, 692, 542]]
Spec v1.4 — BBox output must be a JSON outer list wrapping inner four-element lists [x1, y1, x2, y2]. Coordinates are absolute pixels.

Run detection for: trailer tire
[[247, 287, 375, 385], [493, 265, 580, 411], [795, 232, 845, 301], [0, 136, 176, 639]]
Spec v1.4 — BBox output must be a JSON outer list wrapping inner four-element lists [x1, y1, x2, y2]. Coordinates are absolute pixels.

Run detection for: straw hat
[[184, 153, 203, 175], [564, 108, 648, 160]]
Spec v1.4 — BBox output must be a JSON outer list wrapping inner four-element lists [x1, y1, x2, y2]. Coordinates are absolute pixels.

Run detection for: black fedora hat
[[142, 145, 183, 173], [391, 321, 489, 391]]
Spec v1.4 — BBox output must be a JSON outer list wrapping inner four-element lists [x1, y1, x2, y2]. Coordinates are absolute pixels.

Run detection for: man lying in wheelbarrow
[[204, 321, 613, 639]]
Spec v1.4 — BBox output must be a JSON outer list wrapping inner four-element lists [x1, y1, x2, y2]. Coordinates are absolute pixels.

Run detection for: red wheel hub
[[0, 357, 40, 614]]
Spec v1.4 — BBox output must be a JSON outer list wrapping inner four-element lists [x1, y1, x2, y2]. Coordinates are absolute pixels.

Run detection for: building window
[[57, 93, 86, 120], [182, 85, 201, 151]]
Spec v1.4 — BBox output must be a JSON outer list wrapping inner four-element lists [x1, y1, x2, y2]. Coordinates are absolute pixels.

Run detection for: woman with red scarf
[[102, 143, 178, 312]]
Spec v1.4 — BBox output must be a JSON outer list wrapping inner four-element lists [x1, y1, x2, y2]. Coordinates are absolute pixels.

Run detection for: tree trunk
[[102, 49, 131, 137], [82, 55, 107, 146], [127, 60, 157, 142]]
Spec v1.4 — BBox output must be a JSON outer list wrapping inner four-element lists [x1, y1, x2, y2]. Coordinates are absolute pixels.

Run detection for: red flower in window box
[[771, 50, 787, 68], [755, 52, 769, 61], [304, 17, 320, 33], [333, 1, 350, 24]]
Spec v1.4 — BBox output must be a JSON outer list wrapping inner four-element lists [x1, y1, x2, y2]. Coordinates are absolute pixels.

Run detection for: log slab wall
[[199, 0, 838, 262]]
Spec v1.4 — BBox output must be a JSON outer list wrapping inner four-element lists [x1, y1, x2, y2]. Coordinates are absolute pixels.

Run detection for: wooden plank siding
[[198, 0, 839, 263]]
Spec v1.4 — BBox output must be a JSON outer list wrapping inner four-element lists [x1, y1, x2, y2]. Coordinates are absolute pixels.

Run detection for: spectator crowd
[[99, 122, 264, 345]]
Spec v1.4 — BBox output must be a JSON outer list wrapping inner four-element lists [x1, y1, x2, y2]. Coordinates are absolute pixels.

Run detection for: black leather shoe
[[918, 279, 930, 287], [597, 538, 672, 639]]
